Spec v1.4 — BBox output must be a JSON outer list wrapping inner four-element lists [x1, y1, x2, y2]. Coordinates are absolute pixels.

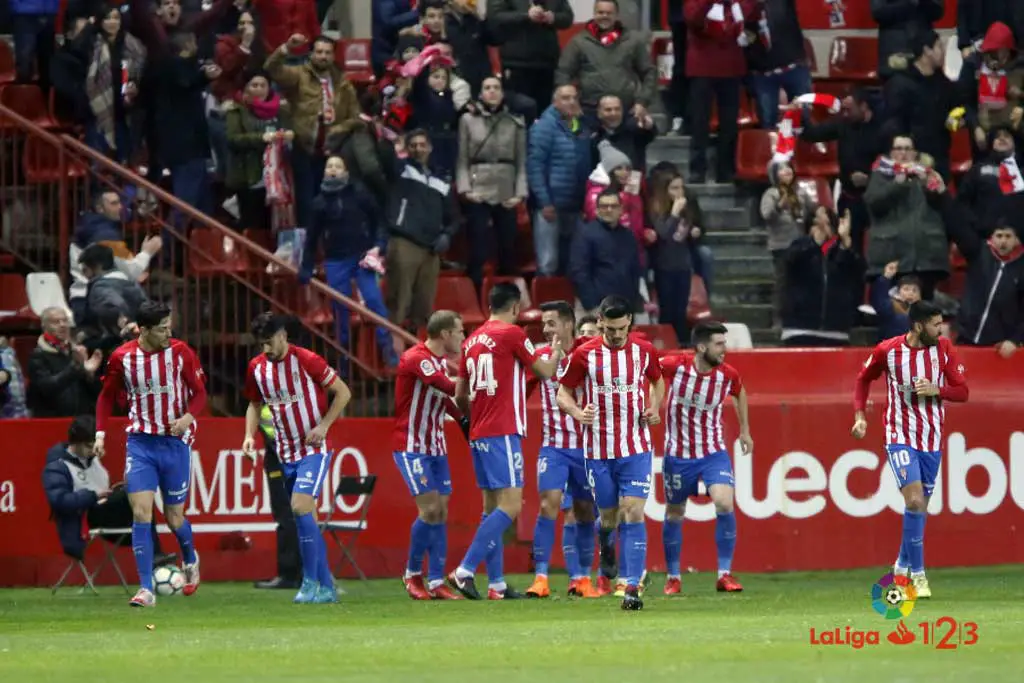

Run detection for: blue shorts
[[393, 451, 452, 496], [125, 433, 192, 505], [538, 446, 591, 502], [886, 445, 941, 497], [662, 451, 735, 504], [470, 435, 524, 490], [586, 452, 653, 510], [281, 452, 331, 497]]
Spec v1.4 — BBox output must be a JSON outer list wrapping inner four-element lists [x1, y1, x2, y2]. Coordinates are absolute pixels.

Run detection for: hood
[[74, 212, 122, 247], [767, 158, 793, 187], [588, 164, 611, 185], [989, 238, 1024, 263], [981, 22, 1016, 54]]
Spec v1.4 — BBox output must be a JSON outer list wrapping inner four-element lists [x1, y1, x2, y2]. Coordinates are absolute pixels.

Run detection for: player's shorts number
[[467, 353, 499, 397], [587, 467, 596, 489], [538, 457, 548, 474], [125, 457, 132, 474], [411, 458, 424, 475], [514, 452, 523, 470], [666, 473, 682, 492], [891, 449, 911, 467]]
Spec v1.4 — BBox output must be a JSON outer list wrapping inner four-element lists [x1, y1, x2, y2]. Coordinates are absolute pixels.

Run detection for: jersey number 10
[[467, 353, 499, 397]]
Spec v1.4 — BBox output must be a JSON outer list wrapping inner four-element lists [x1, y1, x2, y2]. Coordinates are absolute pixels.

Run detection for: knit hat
[[598, 140, 631, 173]]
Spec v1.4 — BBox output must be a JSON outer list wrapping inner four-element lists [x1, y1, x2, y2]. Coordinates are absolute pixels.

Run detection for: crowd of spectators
[[0, 0, 1022, 419]]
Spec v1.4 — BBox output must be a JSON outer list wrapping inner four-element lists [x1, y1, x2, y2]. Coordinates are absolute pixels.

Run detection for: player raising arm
[[660, 322, 752, 596], [447, 283, 563, 600], [557, 296, 665, 611], [393, 310, 466, 601], [852, 301, 968, 598], [241, 314, 351, 604], [94, 301, 208, 608]]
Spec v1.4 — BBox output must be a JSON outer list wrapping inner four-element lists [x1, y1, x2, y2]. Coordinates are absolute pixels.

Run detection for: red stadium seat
[[950, 128, 973, 175], [434, 276, 486, 327], [711, 92, 757, 132], [271, 279, 333, 326], [530, 276, 575, 306], [0, 274, 40, 332], [828, 36, 879, 82], [792, 139, 839, 179], [632, 324, 679, 351], [338, 39, 374, 86], [0, 41, 16, 85], [0, 84, 59, 130], [480, 276, 540, 322], [23, 135, 87, 183], [687, 274, 712, 324], [187, 229, 254, 275], [735, 129, 773, 182]]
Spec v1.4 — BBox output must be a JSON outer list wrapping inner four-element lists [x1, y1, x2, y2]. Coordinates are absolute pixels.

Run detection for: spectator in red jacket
[[683, 0, 759, 184], [212, 10, 263, 102], [250, 0, 320, 56]]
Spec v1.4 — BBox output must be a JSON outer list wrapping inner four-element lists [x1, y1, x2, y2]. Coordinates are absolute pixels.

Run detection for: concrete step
[[702, 207, 750, 232], [646, 134, 715, 171], [747, 325, 880, 348], [715, 303, 774, 329], [687, 183, 758, 212], [702, 230, 768, 258], [710, 278, 775, 306], [715, 254, 774, 279]]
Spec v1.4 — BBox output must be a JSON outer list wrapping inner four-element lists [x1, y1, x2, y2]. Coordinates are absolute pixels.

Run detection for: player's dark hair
[[596, 187, 621, 206], [419, 0, 446, 15], [598, 295, 632, 320], [909, 29, 940, 59], [78, 243, 115, 272], [427, 309, 461, 338], [405, 128, 430, 146], [136, 300, 172, 329], [908, 300, 942, 324], [539, 300, 575, 325], [312, 35, 335, 50], [896, 274, 922, 291], [691, 321, 728, 347], [251, 312, 293, 340], [595, 0, 620, 9], [68, 415, 96, 445], [488, 282, 522, 313], [888, 131, 915, 150], [93, 189, 118, 210], [576, 314, 598, 332]]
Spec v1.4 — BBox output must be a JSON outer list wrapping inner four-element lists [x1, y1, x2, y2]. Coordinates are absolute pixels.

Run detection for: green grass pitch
[[2, 566, 1023, 682]]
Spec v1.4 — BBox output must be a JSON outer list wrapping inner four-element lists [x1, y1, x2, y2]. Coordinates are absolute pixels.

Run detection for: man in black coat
[[42, 416, 173, 564], [445, 0, 497, 97], [27, 306, 103, 418], [872, 0, 946, 80], [591, 94, 658, 172], [956, 126, 1024, 234]]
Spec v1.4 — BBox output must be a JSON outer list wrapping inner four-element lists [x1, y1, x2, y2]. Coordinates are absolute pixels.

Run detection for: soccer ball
[[153, 566, 186, 596], [885, 587, 903, 606]]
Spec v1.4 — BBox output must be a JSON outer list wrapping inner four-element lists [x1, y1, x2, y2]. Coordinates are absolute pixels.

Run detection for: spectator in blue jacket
[[569, 188, 642, 312], [300, 155, 397, 372], [43, 416, 172, 563], [871, 260, 921, 341], [372, 0, 420, 76], [527, 84, 592, 276], [10, 0, 59, 91]]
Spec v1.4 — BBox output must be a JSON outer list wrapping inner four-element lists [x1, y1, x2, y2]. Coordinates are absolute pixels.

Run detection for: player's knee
[[713, 499, 734, 515], [905, 494, 927, 513], [664, 504, 685, 523], [164, 507, 185, 528], [571, 502, 593, 524], [620, 499, 645, 523], [418, 497, 444, 524], [131, 505, 153, 523], [539, 493, 561, 519], [291, 496, 314, 516]]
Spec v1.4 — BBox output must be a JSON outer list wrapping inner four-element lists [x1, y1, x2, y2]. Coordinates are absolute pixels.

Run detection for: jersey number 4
[[467, 353, 499, 397]]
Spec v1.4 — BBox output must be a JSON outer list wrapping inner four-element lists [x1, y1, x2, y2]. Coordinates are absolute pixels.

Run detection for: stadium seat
[[828, 36, 879, 81], [950, 128, 972, 175], [711, 92, 757, 132], [23, 135, 88, 183], [735, 129, 773, 182], [51, 528, 132, 596], [480, 276, 540, 322], [25, 272, 71, 317], [633, 324, 679, 351], [434, 275, 486, 327], [187, 229, 253, 275], [0, 273, 40, 331], [724, 322, 753, 349], [530, 276, 575, 307], [338, 39, 374, 86], [0, 84, 59, 130], [792, 140, 839, 178], [687, 274, 712, 324], [321, 475, 377, 580], [271, 279, 333, 326]]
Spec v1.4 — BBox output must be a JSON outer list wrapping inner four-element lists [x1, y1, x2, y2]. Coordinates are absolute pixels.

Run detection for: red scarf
[[979, 64, 1009, 109], [991, 239, 1024, 262], [998, 156, 1024, 194], [246, 92, 281, 120], [773, 109, 802, 161], [587, 21, 622, 47], [315, 76, 335, 152], [820, 236, 838, 256], [43, 332, 70, 353]]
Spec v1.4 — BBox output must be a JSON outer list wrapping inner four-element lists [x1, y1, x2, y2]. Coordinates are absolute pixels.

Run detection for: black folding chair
[[51, 527, 132, 595], [320, 475, 376, 581]]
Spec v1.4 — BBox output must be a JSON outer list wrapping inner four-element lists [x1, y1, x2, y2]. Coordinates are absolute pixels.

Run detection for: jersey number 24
[[467, 353, 498, 397]]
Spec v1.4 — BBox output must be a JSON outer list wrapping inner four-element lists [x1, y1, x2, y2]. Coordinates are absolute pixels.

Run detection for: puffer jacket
[[527, 105, 592, 211], [871, 0, 945, 79], [264, 48, 361, 154], [456, 104, 527, 204], [555, 23, 657, 109], [864, 170, 950, 277]]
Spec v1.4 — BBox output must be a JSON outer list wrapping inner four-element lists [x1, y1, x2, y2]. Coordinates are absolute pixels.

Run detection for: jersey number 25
[[467, 353, 499, 397]]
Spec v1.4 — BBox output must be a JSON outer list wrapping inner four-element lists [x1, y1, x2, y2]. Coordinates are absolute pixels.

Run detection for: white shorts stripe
[[401, 452, 420, 496], [312, 451, 330, 496], [504, 435, 515, 485]]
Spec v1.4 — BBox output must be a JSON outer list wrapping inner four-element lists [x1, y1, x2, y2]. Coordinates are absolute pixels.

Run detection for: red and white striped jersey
[[97, 339, 206, 445], [538, 343, 582, 449], [661, 353, 742, 459], [559, 336, 662, 460], [393, 342, 456, 455], [458, 319, 539, 440], [245, 345, 338, 463], [854, 335, 969, 452]]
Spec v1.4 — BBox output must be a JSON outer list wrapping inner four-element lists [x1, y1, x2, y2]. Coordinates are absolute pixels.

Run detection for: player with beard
[[660, 322, 752, 595], [852, 301, 968, 598]]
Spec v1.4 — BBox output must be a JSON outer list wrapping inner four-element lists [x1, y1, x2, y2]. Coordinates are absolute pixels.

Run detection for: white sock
[[428, 579, 444, 590], [911, 571, 926, 579], [667, 574, 681, 580], [718, 569, 729, 579], [488, 581, 507, 592], [454, 566, 474, 580]]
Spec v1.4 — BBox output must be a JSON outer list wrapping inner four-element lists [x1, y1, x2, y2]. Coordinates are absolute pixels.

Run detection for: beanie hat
[[598, 140, 631, 174]]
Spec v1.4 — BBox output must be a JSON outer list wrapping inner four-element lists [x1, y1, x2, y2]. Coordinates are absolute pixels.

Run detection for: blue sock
[[171, 519, 196, 565], [622, 522, 647, 587], [532, 516, 556, 576], [903, 510, 926, 573], [663, 519, 683, 577], [598, 527, 616, 578], [460, 509, 513, 576], [616, 523, 628, 581], [575, 521, 595, 577], [562, 522, 581, 578], [406, 518, 432, 576], [896, 535, 909, 569], [715, 512, 737, 574], [132, 521, 154, 591], [316, 529, 334, 588], [486, 532, 504, 584], [295, 512, 320, 583], [427, 522, 447, 583]]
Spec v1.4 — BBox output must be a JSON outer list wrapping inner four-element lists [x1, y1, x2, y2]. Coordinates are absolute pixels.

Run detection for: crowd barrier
[[1, 348, 1021, 587]]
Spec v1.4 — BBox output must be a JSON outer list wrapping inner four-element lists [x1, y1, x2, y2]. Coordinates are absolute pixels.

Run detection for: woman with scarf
[[75, 7, 147, 162], [760, 159, 813, 329], [211, 11, 264, 177], [455, 76, 527, 292], [225, 69, 295, 232]]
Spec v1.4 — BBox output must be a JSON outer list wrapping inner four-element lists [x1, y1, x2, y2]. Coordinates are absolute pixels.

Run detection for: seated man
[[42, 416, 173, 565]]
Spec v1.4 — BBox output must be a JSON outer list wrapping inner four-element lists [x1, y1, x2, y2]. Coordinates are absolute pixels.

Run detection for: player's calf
[[528, 490, 564, 597]]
